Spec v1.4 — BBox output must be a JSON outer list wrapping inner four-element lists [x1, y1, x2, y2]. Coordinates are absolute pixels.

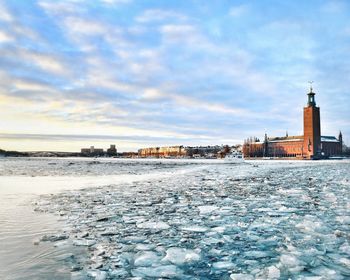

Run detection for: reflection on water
[[0, 193, 85, 280]]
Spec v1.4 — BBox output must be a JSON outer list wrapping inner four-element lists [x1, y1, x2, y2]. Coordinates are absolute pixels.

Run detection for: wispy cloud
[[136, 9, 188, 23], [229, 4, 248, 17], [0, 4, 14, 22], [0, 30, 13, 42]]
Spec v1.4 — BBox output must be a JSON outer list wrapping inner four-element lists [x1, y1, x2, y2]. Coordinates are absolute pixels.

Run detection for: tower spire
[[308, 81, 313, 93], [307, 81, 316, 107]]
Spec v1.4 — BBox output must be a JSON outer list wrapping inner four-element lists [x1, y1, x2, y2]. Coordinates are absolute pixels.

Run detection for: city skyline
[[1, 0, 350, 152]]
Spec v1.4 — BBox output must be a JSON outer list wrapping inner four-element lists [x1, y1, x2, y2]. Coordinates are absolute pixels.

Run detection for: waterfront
[[0, 158, 349, 279]]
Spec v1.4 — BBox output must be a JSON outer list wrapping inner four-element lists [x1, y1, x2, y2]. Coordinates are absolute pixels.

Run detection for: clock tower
[[303, 85, 321, 159]]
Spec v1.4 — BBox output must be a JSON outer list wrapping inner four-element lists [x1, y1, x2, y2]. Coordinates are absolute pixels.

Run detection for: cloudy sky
[[0, 0, 349, 152]]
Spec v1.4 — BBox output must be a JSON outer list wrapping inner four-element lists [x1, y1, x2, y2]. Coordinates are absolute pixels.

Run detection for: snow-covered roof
[[268, 138, 303, 143], [267, 135, 303, 143], [321, 136, 339, 143]]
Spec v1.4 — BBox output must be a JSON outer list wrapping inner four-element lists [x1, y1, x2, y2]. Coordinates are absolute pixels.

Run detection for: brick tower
[[303, 85, 321, 159]]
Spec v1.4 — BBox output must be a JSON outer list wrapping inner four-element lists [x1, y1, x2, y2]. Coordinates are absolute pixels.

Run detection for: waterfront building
[[81, 146, 104, 156], [138, 146, 186, 158], [243, 87, 343, 159], [107, 144, 117, 156], [138, 145, 235, 158]]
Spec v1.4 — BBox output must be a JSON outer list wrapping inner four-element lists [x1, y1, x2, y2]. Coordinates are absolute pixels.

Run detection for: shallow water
[[0, 157, 205, 279], [1, 158, 349, 279]]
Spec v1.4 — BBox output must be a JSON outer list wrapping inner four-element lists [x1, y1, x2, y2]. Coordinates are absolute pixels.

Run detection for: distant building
[[107, 144, 117, 156], [138, 145, 233, 158], [243, 87, 343, 159], [138, 146, 186, 158], [121, 152, 138, 158], [81, 146, 104, 156]]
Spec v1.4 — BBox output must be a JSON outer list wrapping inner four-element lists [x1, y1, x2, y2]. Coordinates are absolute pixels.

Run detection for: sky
[[0, 0, 349, 152]]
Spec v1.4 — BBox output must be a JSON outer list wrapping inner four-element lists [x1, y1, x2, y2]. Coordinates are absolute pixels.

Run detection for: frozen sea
[[0, 157, 349, 279]]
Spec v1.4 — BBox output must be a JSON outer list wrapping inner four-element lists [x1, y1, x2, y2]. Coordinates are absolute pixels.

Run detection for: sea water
[[0, 157, 349, 279]]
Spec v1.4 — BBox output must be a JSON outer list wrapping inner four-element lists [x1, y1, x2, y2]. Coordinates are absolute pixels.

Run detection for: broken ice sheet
[[33, 160, 350, 279]]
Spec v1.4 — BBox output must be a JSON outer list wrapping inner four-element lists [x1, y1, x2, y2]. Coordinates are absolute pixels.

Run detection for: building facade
[[137, 145, 229, 158], [138, 146, 187, 158], [81, 146, 104, 156], [243, 87, 342, 159], [107, 144, 117, 156]]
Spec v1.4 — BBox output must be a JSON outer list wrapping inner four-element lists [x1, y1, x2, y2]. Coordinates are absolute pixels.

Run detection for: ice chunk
[[86, 270, 107, 280], [131, 265, 183, 278], [162, 247, 201, 265], [230, 273, 254, 280], [181, 225, 208, 233], [280, 254, 304, 273], [244, 250, 269, 259], [296, 216, 324, 233], [53, 240, 69, 247], [212, 261, 235, 270], [135, 243, 156, 251], [324, 193, 337, 203], [339, 257, 350, 267], [267, 265, 280, 279], [134, 251, 161, 267], [198, 205, 218, 214], [310, 266, 343, 279], [73, 239, 96, 247], [336, 216, 350, 224], [136, 221, 170, 230], [339, 242, 350, 255], [109, 269, 128, 278], [280, 254, 299, 267], [40, 233, 69, 242], [211, 226, 226, 233]]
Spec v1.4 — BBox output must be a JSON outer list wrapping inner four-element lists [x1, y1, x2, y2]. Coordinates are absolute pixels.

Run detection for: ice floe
[[31, 159, 350, 279]]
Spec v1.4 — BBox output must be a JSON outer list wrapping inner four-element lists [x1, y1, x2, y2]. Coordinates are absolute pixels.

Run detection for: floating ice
[[28, 158, 350, 279], [279, 254, 305, 273], [72, 239, 96, 247], [230, 273, 254, 280], [134, 251, 161, 267], [162, 247, 201, 265], [244, 250, 270, 259], [108, 269, 128, 278], [198, 205, 218, 214], [40, 233, 68, 242], [212, 261, 235, 270], [131, 265, 183, 278], [336, 216, 350, 224], [295, 216, 324, 233], [86, 270, 107, 280], [310, 266, 343, 279], [136, 221, 170, 230], [180, 225, 209, 233], [339, 242, 350, 255], [266, 265, 280, 279], [135, 243, 156, 251]]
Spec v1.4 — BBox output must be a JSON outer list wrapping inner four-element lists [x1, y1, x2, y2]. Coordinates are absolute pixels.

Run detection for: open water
[[0, 157, 349, 279]]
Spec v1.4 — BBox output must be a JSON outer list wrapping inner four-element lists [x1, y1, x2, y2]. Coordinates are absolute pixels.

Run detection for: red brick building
[[243, 87, 343, 159]]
